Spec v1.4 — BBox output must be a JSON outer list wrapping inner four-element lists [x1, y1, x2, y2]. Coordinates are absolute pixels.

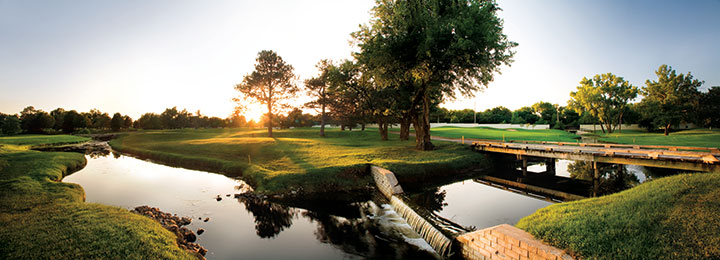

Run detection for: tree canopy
[[638, 65, 703, 135], [569, 73, 638, 133], [353, 0, 516, 150], [235, 50, 298, 137]]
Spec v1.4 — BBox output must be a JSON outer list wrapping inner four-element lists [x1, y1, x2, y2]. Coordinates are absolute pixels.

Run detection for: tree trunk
[[361, 123, 366, 131], [399, 115, 411, 141], [664, 123, 671, 136], [599, 122, 606, 134], [319, 103, 325, 137], [378, 119, 388, 141], [416, 90, 434, 150], [267, 102, 273, 137], [341, 125, 345, 131]]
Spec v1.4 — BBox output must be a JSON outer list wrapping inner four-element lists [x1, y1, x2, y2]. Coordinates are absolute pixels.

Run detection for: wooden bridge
[[469, 139, 720, 196], [470, 139, 720, 173]]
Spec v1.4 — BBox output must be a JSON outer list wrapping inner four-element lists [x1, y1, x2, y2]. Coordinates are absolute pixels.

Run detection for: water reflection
[[567, 161, 640, 196], [236, 195, 297, 239], [407, 188, 448, 213], [63, 151, 435, 259]]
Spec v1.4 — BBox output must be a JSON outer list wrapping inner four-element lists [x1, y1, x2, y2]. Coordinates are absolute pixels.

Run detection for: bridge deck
[[471, 140, 720, 173]]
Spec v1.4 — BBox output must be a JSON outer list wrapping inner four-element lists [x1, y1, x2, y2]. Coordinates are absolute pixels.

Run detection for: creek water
[[64, 154, 436, 259], [61, 149, 656, 259]]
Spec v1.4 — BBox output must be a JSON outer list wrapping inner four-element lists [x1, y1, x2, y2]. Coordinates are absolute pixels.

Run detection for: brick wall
[[456, 224, 574, 260]]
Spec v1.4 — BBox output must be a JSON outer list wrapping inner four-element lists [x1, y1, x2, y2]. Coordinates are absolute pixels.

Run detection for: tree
[[699, 86, 720, 128], [20, 106, 54, 133], [62, 110, 89, 133], [50, 108, 66, 130], [514, 107, 539, 124], [111, 113, 124, 131], [305, 60, 332, 137], [1, 115, 22, 135], [638, 65, 702, 135], [353, 0, 517, 150], [569, 73, 638, 133], [123, 115, 133, 129], [235, 50, 298, 137]]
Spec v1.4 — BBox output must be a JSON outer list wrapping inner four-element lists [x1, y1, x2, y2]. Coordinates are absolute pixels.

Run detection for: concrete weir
[[370, 166, 575, 260]]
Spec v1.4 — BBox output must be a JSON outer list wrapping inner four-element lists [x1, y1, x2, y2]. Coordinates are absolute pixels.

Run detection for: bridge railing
[[468, 138, 720, 154]]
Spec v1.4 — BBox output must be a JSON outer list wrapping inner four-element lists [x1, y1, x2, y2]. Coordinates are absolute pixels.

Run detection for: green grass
[[109, 128, 489, 194], [0, 134, 89, 147], [594, 129, 720, 148], [516, 173, 720, 259], [429, 126, 581, 143], [0, 136, 196, 259]]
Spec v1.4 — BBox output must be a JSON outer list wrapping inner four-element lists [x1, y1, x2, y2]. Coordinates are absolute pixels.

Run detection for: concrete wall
[[456, 224, 574, 260], [370, 166, 404, 200]]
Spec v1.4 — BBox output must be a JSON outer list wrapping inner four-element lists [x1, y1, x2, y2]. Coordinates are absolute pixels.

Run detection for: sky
[[1, 0, 719, 121]]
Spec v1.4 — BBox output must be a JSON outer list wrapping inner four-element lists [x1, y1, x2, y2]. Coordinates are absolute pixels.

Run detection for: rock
[[225, 194, 231, 197], [197, 228, 205, 235], [182, 229, 197, 243], [215, 195, 222, 201], [203, 217, 210, 222], [198, 247, 208, 256]]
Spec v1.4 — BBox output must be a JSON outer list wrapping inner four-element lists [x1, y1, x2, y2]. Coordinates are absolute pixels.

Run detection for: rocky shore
[[132, 206, 208, 259]]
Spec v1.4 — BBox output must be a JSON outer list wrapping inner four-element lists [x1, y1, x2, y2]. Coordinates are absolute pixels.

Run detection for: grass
[[593, 129, 720, 148], [0, 134, 89, 147], [516, 172, 720, 259], [109, 127, 490, 195], [429, 126, 581, 143], [0, 135, 196, 259]]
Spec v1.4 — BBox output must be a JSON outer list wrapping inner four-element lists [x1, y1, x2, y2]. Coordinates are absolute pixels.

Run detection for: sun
[[243, 102, 264, 123]]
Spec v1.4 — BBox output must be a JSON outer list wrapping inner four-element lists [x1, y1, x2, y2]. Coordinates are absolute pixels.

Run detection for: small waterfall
[[390, 196, 454, 257]]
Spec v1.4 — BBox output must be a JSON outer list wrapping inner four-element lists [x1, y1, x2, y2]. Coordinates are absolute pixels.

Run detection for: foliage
[[109, 128, 488, 195], [1, 115, 22, 135], [517, 173, 720, 259], [637, 65, 703, 135], [353, 0, 517, 150], [62, 110, 90, 133], [304, 60, 333, 136], [698, 86, 720, 128], [19, 106, 55, 134], [568, 73, 638, 133], [235, 50, 298, 137], [111, 113, 124, 131]]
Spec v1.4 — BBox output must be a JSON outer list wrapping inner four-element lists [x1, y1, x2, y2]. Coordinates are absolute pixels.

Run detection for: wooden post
[[462, 136, 465, 144], [547, 158, 556, 176], [522, 156, 528, 177], [593, 161, 599, 197]]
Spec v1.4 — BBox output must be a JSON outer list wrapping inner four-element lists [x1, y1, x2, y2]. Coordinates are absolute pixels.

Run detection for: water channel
[[61, 147, 656, 259]]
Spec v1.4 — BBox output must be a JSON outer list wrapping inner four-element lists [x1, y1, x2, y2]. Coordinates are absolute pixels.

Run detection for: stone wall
[[456, 224, 574, 260]]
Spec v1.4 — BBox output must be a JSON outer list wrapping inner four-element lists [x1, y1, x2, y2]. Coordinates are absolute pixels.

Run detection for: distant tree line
[[568, 65, 719, 135], [0, 106, 134, 135]]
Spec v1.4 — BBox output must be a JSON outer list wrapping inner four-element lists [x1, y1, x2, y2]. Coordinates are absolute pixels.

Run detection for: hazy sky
[[1, 0, 718, 121]]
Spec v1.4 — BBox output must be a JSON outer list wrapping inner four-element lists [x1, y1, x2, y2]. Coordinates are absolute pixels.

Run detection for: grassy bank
[[429, 126, 580, 143], [592, 129, 720, 148], [0, 135, 196, 259], [516, 173, 720, 259], [109, 128, 489, 194]]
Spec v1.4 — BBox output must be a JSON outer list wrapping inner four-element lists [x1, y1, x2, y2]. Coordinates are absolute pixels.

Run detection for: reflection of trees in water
[[237, 196, 297, 238], [567, 161, 640, 195], [407, 188, 448, 213]]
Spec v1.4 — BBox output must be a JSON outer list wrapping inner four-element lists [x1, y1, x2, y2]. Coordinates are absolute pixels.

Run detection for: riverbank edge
[[516, 172, 720, 259], [0, 143, 198, 260], [108, 138, 493, 198]]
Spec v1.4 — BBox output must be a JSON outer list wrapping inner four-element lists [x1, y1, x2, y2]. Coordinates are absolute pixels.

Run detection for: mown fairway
[[0, 135, 197, 259], [110, 128, 488, 194], [594, 129, 720, 148], [429, 126, 581, 142], [517, 172, 720, 259]]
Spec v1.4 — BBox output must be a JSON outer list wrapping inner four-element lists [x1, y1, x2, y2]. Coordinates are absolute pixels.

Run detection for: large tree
[[304, 60, 332, 137], [236, 50, 297, 137], [353, 0, 517, 150], [638, 65, 702, 135], [699, 86, 720, 128], [569, 73, 638, 133]]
